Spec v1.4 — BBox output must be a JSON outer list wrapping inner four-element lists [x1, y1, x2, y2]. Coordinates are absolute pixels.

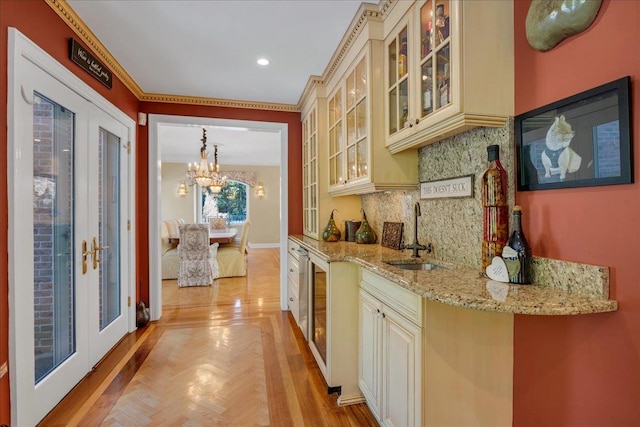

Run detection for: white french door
[[8, 30, 132, 426]]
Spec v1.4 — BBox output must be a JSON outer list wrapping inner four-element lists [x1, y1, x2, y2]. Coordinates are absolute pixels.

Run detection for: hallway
[[39, 248, 377, 426]]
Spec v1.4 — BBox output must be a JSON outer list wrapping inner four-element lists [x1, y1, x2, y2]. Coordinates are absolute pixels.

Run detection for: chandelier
[[186, 128, 226, 192]]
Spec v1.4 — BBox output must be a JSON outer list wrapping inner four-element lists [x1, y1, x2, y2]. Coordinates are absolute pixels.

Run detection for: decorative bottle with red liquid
[[481, 145, 509, 271]]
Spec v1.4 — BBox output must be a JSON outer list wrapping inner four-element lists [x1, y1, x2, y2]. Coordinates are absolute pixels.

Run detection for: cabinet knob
[[415, 118, 420, 125], [289, 297, 294, 301], [289, 268, 294, 272], [382, 312, 386, 318]]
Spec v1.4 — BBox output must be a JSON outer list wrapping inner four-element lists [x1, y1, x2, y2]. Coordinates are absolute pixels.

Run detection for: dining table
[[168, 228, 238, 245]]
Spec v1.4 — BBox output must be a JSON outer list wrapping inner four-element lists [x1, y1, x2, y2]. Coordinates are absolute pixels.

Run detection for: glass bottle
[[507, 206, 532, 284], [481, 144, 509, 271]]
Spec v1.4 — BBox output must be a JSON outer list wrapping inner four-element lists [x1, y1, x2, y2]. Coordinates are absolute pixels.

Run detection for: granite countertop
[[290, 235, 618, 316]]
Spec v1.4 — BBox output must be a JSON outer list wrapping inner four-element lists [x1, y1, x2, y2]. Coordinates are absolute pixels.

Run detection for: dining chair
[[209, 217, 227, 230], [177, 224, 219, 287], [217, 220, 251, 278]]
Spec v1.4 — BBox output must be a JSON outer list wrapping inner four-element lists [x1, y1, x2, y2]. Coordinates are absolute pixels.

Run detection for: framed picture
[[381, 222, 403, 250], [516, 76, 632, 191]]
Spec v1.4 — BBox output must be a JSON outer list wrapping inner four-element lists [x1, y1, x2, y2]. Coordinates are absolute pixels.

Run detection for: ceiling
[[66, 0, 377, 166]]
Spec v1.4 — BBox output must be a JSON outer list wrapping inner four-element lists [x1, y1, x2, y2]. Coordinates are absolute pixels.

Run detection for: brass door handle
[[81, 240, 95, 275], [92, 237, 110, 270]]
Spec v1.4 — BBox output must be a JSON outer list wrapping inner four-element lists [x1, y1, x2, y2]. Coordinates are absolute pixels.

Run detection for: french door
[[9, 32, 132, 426]]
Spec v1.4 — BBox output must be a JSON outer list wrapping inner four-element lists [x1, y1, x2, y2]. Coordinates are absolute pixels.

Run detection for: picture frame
[[515, 76, 632, 191], [381, 222, 404, 250]]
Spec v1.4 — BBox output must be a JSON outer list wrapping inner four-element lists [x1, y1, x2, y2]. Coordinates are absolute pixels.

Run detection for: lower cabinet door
[[381, 308, 422, 427], [358, 289, 382, 418]]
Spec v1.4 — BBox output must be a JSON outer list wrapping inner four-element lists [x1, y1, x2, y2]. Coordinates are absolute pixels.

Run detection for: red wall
[[513, 1, 640, 425], [0, 2, 135, 422], [137, 102, 302, 304], [0, 2, 302, 423]]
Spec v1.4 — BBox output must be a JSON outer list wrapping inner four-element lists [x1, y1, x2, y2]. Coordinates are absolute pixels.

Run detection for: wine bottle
[[481, 145, 509, 270], [507, 205, 532, 284]]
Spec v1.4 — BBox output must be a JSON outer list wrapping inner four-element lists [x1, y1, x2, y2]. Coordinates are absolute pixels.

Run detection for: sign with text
[[420, 175, 473, 200], [69, 38, 113, 89]]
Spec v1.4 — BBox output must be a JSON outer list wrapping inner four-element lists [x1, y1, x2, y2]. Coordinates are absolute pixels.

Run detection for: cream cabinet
[[286, 238, 307, 337], [302, 106, 319, 238], [326, 40, 418, 196], [301, 86, 360, 240], [359, 269, 423, 427], [384, 0, 514, 153]]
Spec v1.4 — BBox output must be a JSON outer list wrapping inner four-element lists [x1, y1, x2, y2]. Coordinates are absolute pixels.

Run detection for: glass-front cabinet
[[327, 41, 418, 196], [302, 106, 318, 238], [329, 56, 368, 189], [301, 86, 360, 239], [328, 87, 344, 187], [385, 0, 513, 153]]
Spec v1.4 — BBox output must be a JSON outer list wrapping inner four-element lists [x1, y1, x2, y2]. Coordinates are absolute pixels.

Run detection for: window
[[201, 180, 248, 223]]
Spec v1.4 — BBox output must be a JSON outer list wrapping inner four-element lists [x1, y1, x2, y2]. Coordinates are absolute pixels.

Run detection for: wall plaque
[[420, 175, 473, 200], [69, 38, 113, 89]]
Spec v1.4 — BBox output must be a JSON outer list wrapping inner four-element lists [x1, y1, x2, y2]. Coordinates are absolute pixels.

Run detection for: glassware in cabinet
[[328, 90, 343, 186], [302, 107, 319, 238], [387, 24, 411, 137], [329, 55, 368, 190], [387, 0, 513, 153]]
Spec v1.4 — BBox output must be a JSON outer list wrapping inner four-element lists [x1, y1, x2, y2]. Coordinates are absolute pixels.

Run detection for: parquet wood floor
[[39, 248, 378, 427]]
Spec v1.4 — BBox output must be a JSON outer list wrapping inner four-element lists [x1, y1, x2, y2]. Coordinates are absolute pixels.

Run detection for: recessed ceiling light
[[257, 58, 270, 66]]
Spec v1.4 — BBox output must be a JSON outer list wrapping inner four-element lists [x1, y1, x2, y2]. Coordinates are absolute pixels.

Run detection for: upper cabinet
[[301, 83, 361, 239], [383, 0, 514, 153], [325, 30, 418, 196], [328, 55, 368, 190], [302, 102, 319, 238]]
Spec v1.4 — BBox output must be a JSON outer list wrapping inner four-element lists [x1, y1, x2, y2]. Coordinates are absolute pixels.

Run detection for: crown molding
[[46, 0, 299, 113], [297, 75, 326, 110], [321, 1, 389, 85], [298, 0, 394, 107], [47, 0, 145, 98], [140, 93, 299, 112]]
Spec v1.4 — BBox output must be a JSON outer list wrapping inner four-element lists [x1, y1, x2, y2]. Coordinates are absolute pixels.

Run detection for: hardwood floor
[[39, 248, 378, 426]]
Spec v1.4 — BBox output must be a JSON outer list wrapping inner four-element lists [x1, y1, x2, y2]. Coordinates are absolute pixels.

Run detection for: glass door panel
[[98, 128, 121, 330], [421, 58, 434, 117], [436, 44, 451, 110], [32, 93, 76, 384], [311, 261, 328, 364], [389, 87, 398, 134], [347, 145, 356, 181], [87, 106, 129, 367], [357, 139, 368, 178], [11, 36, 131, 426], [421, 0, 434, 58], [434, 1, 451, 48]]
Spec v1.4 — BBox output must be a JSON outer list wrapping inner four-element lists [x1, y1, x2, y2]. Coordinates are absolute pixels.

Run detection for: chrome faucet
[[402, 202, 432, 258]]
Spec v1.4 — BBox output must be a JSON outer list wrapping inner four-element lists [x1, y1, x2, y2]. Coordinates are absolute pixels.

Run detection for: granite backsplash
[[362, 120, 515, 268], [359, 119, 611, 300]]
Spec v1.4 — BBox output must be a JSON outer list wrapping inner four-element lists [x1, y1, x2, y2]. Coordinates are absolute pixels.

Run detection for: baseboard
[[249, 242, 280, 249], [337, 393, 366, 406]]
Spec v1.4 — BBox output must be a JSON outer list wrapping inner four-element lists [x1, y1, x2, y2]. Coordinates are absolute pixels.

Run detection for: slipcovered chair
[[209, 217, 227, 230], [161, 219, 184, 280], [217, 221, 251, 278], [177, 224, 220, 287]]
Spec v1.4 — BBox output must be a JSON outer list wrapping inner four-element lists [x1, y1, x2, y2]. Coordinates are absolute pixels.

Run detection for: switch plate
[[0, 361, 7, 378], [402, 194, 413, 219]]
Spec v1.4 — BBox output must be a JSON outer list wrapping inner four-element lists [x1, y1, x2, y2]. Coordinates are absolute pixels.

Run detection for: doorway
[[147, 114, 289, 321], [8, 29, 136, 426]]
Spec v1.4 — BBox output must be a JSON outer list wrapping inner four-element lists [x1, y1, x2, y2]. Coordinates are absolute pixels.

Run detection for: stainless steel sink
[[385, 261, 444, 271]]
